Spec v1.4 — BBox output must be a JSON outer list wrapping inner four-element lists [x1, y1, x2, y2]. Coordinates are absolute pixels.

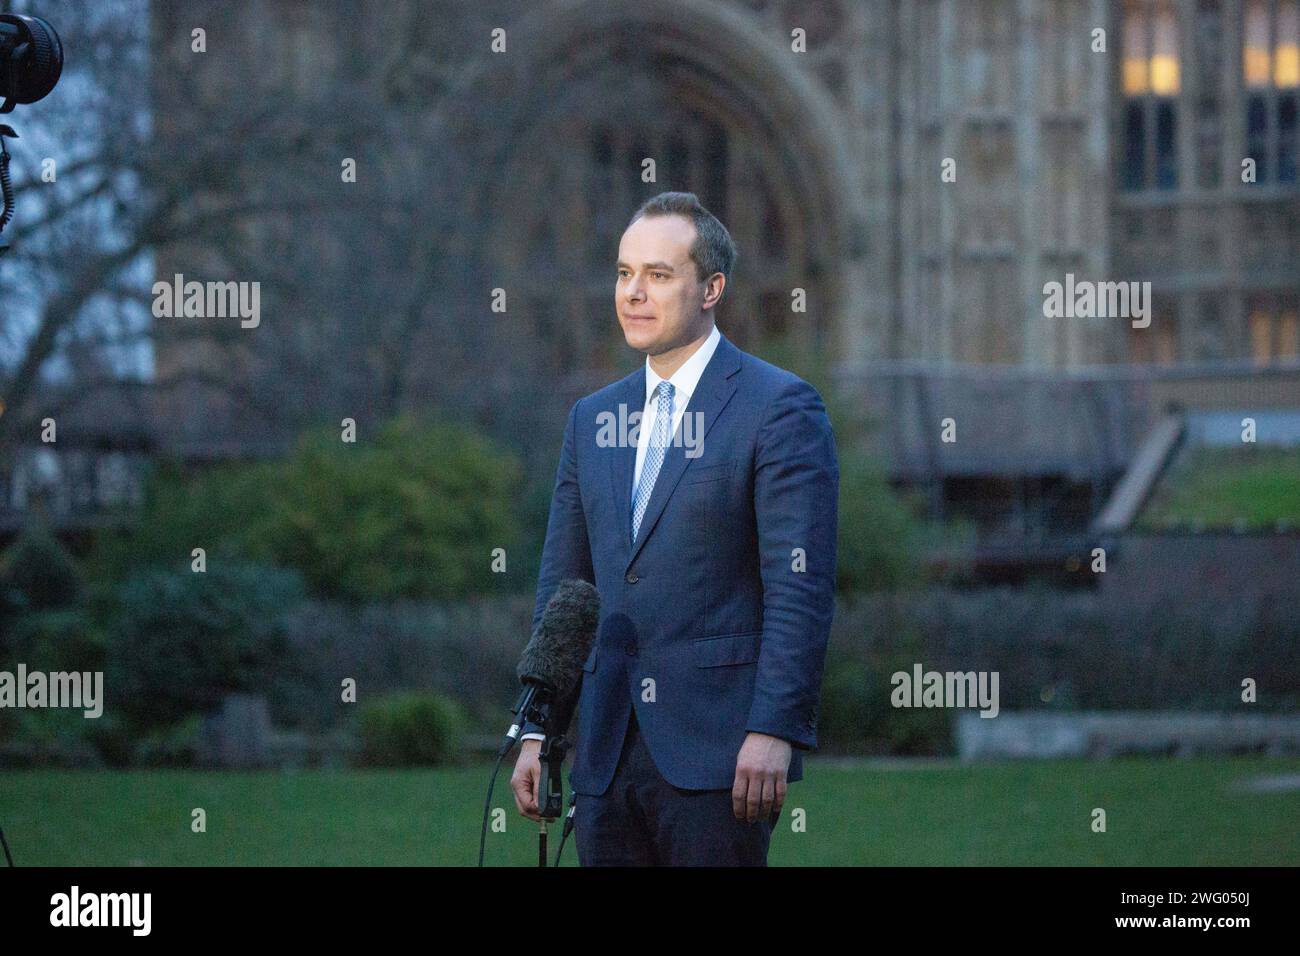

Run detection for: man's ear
[[702, 273, 726, 310]]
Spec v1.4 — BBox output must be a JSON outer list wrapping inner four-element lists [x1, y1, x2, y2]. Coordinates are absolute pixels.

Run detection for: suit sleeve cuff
[[746, 718, 817, 752]]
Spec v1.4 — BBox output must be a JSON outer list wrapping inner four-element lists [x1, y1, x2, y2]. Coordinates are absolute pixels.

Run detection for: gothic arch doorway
[[472, 0, 857, 383]]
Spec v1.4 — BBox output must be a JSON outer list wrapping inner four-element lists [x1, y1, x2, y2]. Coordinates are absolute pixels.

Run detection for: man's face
[[615, 214, 717, 356]]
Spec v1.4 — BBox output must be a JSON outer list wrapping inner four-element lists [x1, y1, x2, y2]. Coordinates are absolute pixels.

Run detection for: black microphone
[[498, 579, 599, 757]]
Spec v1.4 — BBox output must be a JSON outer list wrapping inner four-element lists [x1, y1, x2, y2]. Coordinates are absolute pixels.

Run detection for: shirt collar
[[644, 324, 721, 408]]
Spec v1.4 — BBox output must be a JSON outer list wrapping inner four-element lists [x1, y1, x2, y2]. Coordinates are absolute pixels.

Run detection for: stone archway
[[461, 0, 861, 381]]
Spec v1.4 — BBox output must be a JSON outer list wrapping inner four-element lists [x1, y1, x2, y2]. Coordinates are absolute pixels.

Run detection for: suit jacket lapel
[[624, 333, 742, 571]]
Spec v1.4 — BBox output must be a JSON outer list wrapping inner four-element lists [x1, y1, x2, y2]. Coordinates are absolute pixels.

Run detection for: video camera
[[1, 12, 64, 255]]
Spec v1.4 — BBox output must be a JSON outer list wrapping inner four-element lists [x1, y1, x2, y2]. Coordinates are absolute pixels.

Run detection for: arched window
[[1248, 294, 1300, 363], [488, 56, 822, 378]]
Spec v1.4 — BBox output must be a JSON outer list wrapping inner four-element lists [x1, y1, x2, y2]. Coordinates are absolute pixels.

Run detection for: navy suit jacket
[[525, 331, 838, 793]]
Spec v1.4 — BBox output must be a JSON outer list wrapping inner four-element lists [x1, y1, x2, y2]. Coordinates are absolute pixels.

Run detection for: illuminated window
[[1121, 0, 1181, 191], [1129, 300, 1180, 364], [1245, 0, 1272, 87], [1124, 5, 1151, 94], [1248, 296, 1300, 363], [1281, 2, 1300, 86], [1244, 0, 1300, 182], [1152, 2, 1182, 94], [1250, 305, 1274, 361]]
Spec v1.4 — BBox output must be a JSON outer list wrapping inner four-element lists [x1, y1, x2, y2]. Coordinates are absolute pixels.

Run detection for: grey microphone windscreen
[[516, 579, 600, 703]]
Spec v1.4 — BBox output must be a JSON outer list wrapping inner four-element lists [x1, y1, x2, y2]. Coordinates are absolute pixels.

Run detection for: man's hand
[[510, 739, 543, 822], [732, 731, 792, 823]]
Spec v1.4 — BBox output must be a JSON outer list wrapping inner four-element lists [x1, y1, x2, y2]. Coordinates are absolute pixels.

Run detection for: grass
[[1138, 446, 1300, 530], [2, 755, 1298, 866]]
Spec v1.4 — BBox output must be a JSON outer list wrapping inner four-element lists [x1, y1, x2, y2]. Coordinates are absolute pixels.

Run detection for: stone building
[[6, 1, 1299, 553], [148, 0, 1298, 393], [9, 0, 1286, 554]]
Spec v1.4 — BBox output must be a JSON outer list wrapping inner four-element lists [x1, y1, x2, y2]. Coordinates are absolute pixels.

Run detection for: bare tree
[[0, 0, 572, 496], [0, 0, 408, 466]]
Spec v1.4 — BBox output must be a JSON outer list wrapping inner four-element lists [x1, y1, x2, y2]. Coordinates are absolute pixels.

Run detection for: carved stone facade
[[154, 0, 1299, 392]]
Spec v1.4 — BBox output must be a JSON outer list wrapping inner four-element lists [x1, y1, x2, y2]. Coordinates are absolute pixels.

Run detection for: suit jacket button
[[626, 643, 638, 656], [625, 572, 639, 584]]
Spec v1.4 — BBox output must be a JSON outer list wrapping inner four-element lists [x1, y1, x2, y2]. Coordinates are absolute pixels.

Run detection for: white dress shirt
[[521, 324, 722, 745], [633, 323, 721, 491]]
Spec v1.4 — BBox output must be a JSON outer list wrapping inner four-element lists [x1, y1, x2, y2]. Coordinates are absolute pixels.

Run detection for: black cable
[[477, 751, 507, 867], [552, 791, 577, 866], [0, 825, 13, 867], [0, 133, 14, 231]]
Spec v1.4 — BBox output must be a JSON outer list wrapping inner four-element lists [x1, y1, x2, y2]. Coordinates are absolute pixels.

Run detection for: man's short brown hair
[[628, 191, 738, 283]]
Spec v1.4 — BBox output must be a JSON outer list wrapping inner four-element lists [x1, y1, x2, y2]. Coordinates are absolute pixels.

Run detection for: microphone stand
[[522, 689, 578, 868]]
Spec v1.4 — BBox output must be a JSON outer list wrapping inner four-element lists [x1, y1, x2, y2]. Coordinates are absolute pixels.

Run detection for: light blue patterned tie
[[631, 380, 674, 542]]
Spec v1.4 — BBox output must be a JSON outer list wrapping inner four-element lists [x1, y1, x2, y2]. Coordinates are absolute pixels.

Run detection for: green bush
[[0, 521, 83, 611], [246, 417, 521, 601], [355, 691, 466, 767], [80, 711, 137, 768], [105, 561, 306, 732], [89, 415, 523, 603], [0, 525, 96, 751], [132, 714, 205, 768], [819, 598, 954, 756], [0, 707, 104, 768], [835, 451, 926, 592], [85, 457, 273, 587], [0, 607, 105, 680]]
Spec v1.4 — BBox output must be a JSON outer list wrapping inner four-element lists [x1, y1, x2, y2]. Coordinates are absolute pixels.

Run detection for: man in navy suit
[[511, 191, 838, 865]]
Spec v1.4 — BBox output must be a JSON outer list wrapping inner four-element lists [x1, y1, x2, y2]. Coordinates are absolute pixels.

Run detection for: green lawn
[[1138, 445, 1300, 529], [2, 755, 1297, 866]]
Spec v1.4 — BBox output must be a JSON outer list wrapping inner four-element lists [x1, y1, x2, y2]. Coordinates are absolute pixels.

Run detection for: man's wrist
[[746, 726, 811, 751]]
